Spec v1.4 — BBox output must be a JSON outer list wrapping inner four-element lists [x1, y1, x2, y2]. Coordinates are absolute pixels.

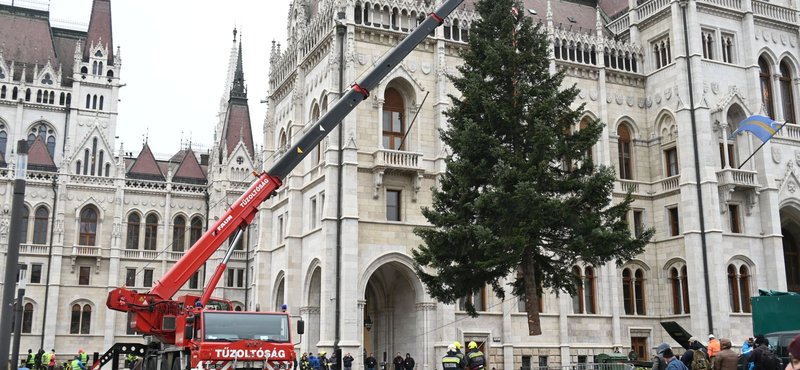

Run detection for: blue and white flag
[[728, 115, 784, 143]]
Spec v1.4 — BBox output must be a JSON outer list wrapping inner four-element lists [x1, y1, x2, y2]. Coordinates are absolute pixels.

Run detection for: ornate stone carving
[[773, 146, 782, 164], [589, 90, 598, 101]]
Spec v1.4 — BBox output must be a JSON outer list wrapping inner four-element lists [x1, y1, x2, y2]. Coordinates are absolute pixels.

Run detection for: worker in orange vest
[[708, 334, 720, 358]]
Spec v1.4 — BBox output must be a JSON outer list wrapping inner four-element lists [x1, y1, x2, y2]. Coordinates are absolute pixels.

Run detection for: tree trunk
[[521, 249, 542, 336]]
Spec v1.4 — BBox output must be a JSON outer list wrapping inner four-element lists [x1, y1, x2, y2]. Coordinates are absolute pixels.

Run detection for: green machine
[[751, 290, 800, 335]]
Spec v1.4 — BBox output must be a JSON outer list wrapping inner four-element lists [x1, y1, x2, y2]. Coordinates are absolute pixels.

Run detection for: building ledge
[[371, 149, 425, 200]]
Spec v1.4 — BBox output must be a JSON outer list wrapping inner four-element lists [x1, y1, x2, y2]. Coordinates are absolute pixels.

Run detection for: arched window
[[85, 94, 91, 109], [33, 207, 49, 244], [59, 92, 65, 105], [739, 265, 751, 313], [99, 96, 104, 111], [84, 149, 90, 175], [634, 269, 645, 314], [70, 304, 91, 334], [80, 66, 88, 74], [66, 93, 71, 106], [190, 217, 203, 248], [759, 57, 774, 119], [12, 86, 18, 100], [728, 265, 740, 312], [97, 151, 104, 176], [75, 161, 81, 174], [355, 2, 362, 24], [0, 130, 7, 158], [21, 207, 29, 244], [572, 266, 596, 314], [618, 124, 633, 180], [382, 88, 405, 150], [0, 86, 6, 99], [91, 138, 98, 176], [105, 163, 110, 177], [784, 228, 800, 292], [79, 207, 98, 246], [669, 266, 690, 314], [36, 90, 42, 103], [780, 61, 795, 124], [554, 40, 561, 59], [311, 104, 322, 164], [144, 214, 158, 251], [92, 95, 97, 110], [49, 91, 54, 104], [106, 70, 114, 78], [25, 88, 31, 101], [623, 268, 633, 314], [453, 20, 460, 42], [22, 303, 33, 333], [126, 214, 140, 250], [172, 216, 186, 252], [92, 61, 98, 75], [47, 136, 55, 158], [279, 130, 287, 152], [98, 62, 103, 75]]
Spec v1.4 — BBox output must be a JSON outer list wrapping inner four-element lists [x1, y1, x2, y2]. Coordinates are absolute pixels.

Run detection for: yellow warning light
[[297, 148, 304, 154]]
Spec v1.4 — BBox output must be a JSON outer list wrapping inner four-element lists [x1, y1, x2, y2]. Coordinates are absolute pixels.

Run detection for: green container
[[751, 294, 800, 335]]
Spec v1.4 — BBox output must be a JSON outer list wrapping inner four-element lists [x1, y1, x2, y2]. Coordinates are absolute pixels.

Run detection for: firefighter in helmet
[[466, 342, 485, 370]]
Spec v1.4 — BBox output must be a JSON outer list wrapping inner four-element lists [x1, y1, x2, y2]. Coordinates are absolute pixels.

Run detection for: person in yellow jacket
[[71, 356, 86, 370], [78, 351, 89, 366], [27, 350, 36, 368]]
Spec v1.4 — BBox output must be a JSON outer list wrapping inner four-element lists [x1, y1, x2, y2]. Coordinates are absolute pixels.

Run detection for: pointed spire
[[595, 6, 604, 37], [83, 0, 115, 64], [230, 38, 247, 100], [546, 0, 553, 23]]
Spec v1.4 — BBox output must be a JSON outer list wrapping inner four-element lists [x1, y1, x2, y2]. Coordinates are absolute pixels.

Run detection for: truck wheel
[[171, 356, 181, 370]]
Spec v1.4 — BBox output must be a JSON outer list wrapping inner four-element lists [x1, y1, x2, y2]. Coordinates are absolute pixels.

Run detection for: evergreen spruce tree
[[412, 0, 654, 336]]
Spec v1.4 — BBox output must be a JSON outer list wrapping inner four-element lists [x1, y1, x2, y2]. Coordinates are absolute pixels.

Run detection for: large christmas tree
[[412, 0, 654, 335]]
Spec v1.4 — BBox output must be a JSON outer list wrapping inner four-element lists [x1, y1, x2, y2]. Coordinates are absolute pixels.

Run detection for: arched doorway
[[780, 207, 800, 293], [306, 266, 322, 352], [363, 260, 422, 365]]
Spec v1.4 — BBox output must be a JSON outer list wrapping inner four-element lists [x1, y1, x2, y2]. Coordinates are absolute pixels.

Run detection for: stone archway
[[360, 254, 427, 367], [304, 266, 322, 353], [780, 206, 800, 293]]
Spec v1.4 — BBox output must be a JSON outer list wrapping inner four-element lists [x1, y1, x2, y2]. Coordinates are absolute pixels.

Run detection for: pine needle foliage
[[412, 0, 654, 335]]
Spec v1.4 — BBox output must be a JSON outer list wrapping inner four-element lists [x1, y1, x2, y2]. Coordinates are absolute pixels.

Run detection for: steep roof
[[173, 148, 207, 184], [27, 136, 57, 172], [461, 0, 603, 35], [0, 6, 58, 83], [83, 0, 114, 64], [219, 41, 255, 159], [127, 143, 165, 181], [52, 28, 84, 86]]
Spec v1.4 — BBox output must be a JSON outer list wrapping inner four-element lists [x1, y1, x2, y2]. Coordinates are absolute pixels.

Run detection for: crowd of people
[[651, 333, 800, 370], [19, 349, 92, 370]]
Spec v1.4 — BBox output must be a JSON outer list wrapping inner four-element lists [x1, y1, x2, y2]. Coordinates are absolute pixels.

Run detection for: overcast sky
[[45, 0, 291, 158]]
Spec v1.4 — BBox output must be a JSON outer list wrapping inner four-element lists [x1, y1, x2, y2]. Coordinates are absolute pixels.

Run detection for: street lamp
[[11, 264, 28, 370], [364, 316, 373, 331], [0, 140, 29, 370]]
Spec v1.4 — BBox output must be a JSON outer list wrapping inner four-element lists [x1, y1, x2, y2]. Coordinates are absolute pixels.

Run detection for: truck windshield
[[203, 312, 290, 342]]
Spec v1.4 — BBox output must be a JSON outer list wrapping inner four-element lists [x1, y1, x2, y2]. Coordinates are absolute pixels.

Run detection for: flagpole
[[737, 122, 786, 169]]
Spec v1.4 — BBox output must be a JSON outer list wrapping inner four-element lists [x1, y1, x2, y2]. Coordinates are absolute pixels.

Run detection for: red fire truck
[[93, 1, 464, 370]]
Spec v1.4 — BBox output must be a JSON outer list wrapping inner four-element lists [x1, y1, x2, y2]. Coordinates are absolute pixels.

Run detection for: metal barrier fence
[[520, 363, 637, 370]]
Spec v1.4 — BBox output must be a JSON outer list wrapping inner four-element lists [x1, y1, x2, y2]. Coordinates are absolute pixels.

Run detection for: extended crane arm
[[106, 0, 465, 336]]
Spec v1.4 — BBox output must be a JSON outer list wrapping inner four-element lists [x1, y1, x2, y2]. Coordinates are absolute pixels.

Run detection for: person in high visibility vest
[[27, 349, 36, 368], [443, 345, 462, 370], [78, 351, 88, 366], [71, 356, 87, 370], [126, 354, 140, 369], [42, 351, 51, 370]]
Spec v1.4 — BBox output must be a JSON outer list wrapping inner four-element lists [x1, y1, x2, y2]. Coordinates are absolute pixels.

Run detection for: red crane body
[[98, 1, 465, 369]]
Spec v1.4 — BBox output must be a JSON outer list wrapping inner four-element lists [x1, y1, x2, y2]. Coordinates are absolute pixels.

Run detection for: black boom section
[[91, 343, 148, 370], [268, 0, 465, 180]]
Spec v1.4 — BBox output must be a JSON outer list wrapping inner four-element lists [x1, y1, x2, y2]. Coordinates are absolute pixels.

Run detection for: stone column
[[301, 306, 322, 353], [377, 99, 385, 148], [772, 74, 785, 121], [720, 122, 731, 168], [558, 295, 570, 366]]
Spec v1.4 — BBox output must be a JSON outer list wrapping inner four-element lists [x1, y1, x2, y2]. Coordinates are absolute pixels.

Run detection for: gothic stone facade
[[261, 0, 800, 370], [0, 1, 261, 357]]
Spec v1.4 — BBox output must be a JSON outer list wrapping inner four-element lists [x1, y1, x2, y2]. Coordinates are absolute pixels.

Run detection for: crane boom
[[107, 0, 465, 343]]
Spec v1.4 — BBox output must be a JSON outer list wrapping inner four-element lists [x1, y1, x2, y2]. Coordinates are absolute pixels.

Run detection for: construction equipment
[[96, 1, 465, 370]]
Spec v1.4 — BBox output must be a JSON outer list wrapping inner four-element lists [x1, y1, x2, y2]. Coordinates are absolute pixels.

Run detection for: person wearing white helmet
[[443, 345, 461, 370]]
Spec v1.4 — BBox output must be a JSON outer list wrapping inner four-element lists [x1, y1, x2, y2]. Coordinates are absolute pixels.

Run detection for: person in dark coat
[[681, 338, 708, 369], [748, 335, 780, 370], [366, 353, 377, 370], [403, 354, 415, 370], [393, 353, 404, 370], [343, 353, 354, 370], [652, 342, 672, 370]]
